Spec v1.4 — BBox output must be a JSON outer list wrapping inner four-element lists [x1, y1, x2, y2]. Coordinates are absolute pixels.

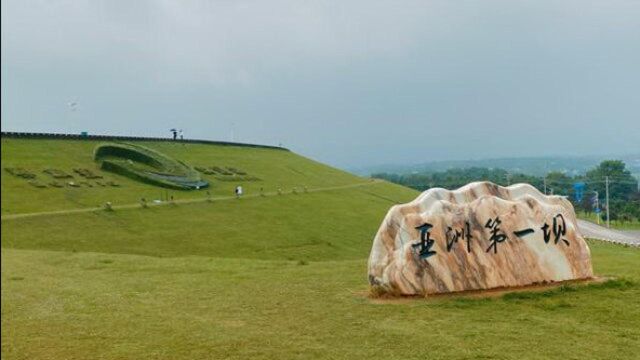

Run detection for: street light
[[591, 191, 600, 225]]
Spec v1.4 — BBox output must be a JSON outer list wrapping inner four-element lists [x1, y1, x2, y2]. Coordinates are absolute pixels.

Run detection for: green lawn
[[2, 183, 416, 261], [2, 137, 640, 359], [2, 241, 639, 360], [1, 138, 364, 215]]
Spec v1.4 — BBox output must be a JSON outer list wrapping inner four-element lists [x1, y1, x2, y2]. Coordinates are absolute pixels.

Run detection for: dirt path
[[578, 219, 640, 247], [1, 180, 383, 221]]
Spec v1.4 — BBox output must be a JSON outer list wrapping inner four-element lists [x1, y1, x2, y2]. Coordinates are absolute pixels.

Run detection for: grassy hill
[[2, 137, 640, 359], [1, 138, 367, 214]]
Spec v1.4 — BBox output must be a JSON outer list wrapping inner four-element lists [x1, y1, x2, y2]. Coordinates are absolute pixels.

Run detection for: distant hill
[[350, 154, 640, 177], [1, 137, 391, 214], [1, 136, 417, 260]]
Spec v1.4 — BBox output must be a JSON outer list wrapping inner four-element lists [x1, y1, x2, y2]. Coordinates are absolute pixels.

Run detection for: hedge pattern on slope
[[94, 142, 208, 190], [194, 166, 261, 181]]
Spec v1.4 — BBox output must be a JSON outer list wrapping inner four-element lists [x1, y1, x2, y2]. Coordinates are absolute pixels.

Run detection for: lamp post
[[605, 176, 610, 228], [592, 191, 600, 225]]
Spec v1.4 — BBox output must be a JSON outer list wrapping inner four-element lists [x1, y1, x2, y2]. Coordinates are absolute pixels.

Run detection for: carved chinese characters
[[368, 182, 593, 296]]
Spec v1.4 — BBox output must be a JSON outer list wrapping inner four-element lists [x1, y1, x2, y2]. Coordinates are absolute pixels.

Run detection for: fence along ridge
[[0, 131, 289, 151]]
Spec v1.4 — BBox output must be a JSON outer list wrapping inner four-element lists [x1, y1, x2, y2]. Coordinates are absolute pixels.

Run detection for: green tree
[[580, 194, 594, 215], [545, 171, 572, 196], [586, 160, 638, 201]]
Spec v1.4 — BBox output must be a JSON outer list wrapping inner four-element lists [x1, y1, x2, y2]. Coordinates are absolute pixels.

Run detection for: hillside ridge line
[[1, 131, 289, 151]]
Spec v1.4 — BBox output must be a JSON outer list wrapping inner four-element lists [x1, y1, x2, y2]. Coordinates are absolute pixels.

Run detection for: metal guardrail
[[0, 131, 289, 151]]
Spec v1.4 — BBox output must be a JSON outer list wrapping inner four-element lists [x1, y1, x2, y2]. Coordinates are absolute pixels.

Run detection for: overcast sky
[[2, 1, 639, 169]]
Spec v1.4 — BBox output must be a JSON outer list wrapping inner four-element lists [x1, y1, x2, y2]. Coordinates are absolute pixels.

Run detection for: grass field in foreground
[[2, 241, 639, 360], [3, 137, 640, 359]]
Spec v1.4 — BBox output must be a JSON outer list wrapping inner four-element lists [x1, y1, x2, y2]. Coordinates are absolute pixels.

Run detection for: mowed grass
[[3, 138, 640, 359], [2, 241, 639, 360], [1, 138, 364, 214], [2, 183, 416, 261]]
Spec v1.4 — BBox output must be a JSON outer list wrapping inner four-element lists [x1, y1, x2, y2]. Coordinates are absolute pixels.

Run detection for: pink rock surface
[[368, 182, 593, 296]]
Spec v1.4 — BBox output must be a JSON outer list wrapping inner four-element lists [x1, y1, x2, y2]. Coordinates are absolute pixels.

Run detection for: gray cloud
[[2, 0, 639, 168]]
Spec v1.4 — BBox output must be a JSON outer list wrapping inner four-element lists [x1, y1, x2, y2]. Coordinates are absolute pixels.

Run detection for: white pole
[[594, 191, 599, 225], [605, 176, 610, 228]]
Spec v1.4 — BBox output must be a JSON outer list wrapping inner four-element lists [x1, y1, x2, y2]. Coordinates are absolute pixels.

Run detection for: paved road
[[578, 219, 640, 247], [626, 231, 640, 239]]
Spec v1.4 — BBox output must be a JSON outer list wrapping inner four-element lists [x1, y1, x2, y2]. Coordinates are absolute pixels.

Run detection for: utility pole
[[543, 162, 548, 195], [594, 191, 599, 225], [605, 176, 610, 228]]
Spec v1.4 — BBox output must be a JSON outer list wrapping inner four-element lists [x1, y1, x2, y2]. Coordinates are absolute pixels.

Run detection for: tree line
[[372, 160, 640, 223]]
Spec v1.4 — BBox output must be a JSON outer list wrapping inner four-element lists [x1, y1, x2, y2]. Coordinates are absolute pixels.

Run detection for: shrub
[[214, 175, 261, 182], [227, 167, 247, 175], [43, 168, 73, 179], [73, 168, 103, 179], [27, 180, 47, 188], [197, 167, 219, 175], [212, 166, 233, 175], [5, 167, 36, 179]]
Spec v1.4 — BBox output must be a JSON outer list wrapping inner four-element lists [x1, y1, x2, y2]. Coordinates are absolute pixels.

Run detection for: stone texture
[[368, 182, 593, 296]]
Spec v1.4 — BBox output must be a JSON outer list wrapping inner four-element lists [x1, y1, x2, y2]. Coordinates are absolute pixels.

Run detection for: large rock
[[368, 182, 593, 296]]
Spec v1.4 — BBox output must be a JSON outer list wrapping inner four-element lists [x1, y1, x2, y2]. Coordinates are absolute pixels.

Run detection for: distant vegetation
[[373, 160, 640, 226], [353, 154, 640, 177]]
